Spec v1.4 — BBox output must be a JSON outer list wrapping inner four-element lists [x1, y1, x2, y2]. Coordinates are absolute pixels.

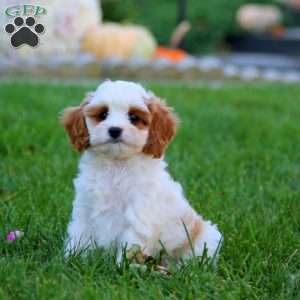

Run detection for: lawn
[[0, 80, 299, 299]]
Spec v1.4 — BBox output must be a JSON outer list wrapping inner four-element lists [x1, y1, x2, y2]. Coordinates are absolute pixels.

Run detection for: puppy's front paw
[[126, 244, 149, 264], [116, 244, 149, 265]]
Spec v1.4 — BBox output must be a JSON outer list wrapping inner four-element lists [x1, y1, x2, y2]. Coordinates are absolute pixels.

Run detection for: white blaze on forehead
[[90, 80, 150, 111]]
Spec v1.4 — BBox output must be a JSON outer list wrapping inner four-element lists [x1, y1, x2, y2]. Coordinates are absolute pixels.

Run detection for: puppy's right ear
[[60, 95, 91, 152]]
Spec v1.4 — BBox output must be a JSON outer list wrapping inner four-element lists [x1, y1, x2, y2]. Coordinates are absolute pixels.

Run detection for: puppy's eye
[[129, 113, 140, 124], [85, 105, 109, 123], [99, 110, 108, 121]]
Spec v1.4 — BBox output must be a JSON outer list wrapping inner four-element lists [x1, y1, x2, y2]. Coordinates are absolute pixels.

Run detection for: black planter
[[286, 7, 300, 26], [227, 34, 300, 55]]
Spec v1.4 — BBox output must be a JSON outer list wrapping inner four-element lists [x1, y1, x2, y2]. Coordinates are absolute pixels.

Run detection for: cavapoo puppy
[[62, 80, 222, 262]]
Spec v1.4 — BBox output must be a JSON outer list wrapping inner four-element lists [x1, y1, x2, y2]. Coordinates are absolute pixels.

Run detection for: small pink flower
[[6, 230, 24, 242]]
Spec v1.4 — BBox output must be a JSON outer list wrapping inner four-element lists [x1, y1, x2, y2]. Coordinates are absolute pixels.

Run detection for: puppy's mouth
[[108, 138, 123, 144], [92, 138, 138, 150], [107, 139, 139, 149]]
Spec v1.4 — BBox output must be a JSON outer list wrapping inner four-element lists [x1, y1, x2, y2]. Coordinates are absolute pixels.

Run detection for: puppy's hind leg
[[192, 220, 222, 262]]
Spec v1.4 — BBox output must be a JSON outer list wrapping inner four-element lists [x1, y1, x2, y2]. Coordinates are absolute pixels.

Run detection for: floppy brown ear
[[143, 98, 178, 158], [60, 96, 91, 152]]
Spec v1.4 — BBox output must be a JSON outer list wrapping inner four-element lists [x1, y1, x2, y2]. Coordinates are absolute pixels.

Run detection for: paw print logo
[[5, 16, 45, 48]]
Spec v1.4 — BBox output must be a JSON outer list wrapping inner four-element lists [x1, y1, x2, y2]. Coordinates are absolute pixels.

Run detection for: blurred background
[[1, 0, 300, 82]]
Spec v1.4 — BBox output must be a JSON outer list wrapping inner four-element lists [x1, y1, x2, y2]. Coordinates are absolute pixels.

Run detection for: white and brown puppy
[[62, 80, 222, 262]]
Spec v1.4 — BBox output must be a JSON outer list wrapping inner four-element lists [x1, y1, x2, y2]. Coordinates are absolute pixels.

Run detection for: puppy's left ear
[[60, 95, 92, 152], [143, 97, 178, 158]]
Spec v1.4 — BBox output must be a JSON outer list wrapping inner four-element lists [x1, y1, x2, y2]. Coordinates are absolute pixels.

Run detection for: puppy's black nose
[[108, 127, 122, 139]]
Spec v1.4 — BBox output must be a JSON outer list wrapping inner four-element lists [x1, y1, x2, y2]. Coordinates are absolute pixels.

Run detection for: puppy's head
[[61, 81, 178, 159]]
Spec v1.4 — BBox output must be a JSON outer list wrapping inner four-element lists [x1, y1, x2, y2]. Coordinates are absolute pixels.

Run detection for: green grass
[[0, 80, 300, 299]]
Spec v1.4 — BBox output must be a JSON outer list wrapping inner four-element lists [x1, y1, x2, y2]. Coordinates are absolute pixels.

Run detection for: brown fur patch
[[142, 98, 178, 158], [128, 107, 151, 130], [182, 218, 203, 252], [60, 96, 91, 152], [173, 218, 203, 257]]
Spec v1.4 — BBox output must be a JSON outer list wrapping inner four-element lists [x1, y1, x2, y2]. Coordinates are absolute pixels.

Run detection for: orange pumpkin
[[81, 23, 157, 60]]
